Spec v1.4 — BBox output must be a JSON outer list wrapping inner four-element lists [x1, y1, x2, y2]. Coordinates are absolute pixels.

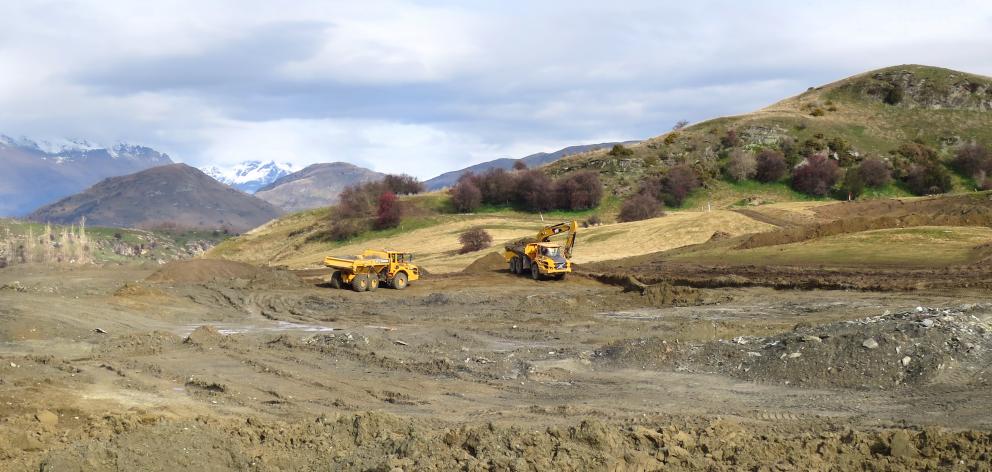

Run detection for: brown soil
[[461, 251, 507, 274], [2, 255, 992, 469], [147, 258, 302, 288]]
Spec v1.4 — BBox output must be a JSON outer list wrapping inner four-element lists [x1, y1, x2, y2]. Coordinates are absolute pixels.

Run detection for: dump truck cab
[[324, 249, 420, 292]]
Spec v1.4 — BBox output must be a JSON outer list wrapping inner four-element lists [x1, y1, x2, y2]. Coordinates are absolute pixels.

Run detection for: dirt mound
[[31, 411, 992, 471], [184, 325, 224, 347], [707, 231, 732, 242], [587, 274, 705, 306], [642, 282, 704, 306], [462, 252, 506, 274], [146, 259, 301, 288], [95, 331, 181, 356]]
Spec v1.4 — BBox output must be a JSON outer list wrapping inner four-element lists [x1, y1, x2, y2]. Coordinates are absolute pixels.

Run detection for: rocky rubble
[[695, 305, 992, 389], [597, 305, 992, 390]]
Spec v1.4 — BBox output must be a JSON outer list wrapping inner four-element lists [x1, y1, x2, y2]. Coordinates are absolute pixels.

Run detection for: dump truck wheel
[[329, 271, 343, 289], [351, 274, 369, 292], [531, 265, 541, 280], [555, 273, 567, 281], [368, 276, 379, 292], [391, 272, 408, 290], [510, 257, 519, 274]]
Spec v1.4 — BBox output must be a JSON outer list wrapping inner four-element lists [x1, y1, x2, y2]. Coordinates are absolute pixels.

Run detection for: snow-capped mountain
[[0, 134, 173, 216], [201, 160, 296, 193]]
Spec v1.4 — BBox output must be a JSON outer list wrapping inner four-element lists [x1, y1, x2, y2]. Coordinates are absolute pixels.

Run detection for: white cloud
[[0, 0, 991, 180], [281, 4, 482, 83]]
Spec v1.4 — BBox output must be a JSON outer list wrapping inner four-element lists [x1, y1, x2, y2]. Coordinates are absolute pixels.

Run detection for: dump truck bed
[[323, 255, 390, 271]]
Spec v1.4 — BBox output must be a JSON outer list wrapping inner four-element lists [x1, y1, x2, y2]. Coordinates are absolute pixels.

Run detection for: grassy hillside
[[544, 65, 992, 198]]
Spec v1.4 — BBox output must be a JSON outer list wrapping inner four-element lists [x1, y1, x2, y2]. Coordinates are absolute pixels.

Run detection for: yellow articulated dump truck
[[503, 221, 577, 281], [323, 249, 420, 292]]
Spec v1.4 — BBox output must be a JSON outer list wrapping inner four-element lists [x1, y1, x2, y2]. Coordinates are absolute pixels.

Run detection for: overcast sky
[[1, 1, 991, 178]]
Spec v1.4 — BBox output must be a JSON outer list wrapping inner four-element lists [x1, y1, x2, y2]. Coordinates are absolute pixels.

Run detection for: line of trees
[[717, 135, 987, 198], [450, 168, 603, 213]]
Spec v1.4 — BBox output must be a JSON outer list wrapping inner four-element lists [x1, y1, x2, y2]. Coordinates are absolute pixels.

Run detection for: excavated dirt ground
[[1, 260, 992, 471]]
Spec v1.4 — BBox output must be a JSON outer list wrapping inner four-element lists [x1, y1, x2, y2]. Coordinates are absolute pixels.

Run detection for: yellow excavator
[[503, 221, 577, 280]]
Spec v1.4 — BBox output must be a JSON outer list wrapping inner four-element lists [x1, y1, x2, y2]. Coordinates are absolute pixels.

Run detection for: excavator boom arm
[[535, 220, 578, 258]]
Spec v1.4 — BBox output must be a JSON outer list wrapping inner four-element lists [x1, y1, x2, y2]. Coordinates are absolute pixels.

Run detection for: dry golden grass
[[210, 210, 774, 273], [670, 226, 992, 268]]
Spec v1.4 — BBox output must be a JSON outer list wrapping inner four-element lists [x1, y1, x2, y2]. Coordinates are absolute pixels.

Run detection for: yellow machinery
[[503, 221, 577, 280], [324, 249, 420, 292]]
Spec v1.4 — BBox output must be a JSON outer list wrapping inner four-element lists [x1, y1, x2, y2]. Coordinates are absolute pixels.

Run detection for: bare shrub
[[450, 178, 482, 213], [721, 129, 740, 148], [329, 219, 365, 241], [337, 182, 385, 219], [374, 192, 401, 230], [608, 144, 634, 157], [476, 168, 516, 205], [755, 149, 788, 183], [791, 154, 839, 196], [554, 171, 603, 210], [383, 174, 424, 195], [726, 149, 757, 182], [857, 158, 892, 188], [661, 165, 700, 206], [841, 167, 865, 199], [905, 163, 952, 196], [458, 228, 493, 254], [513, 170, 554, 211], [512, 160, 528, 171], [951, 143, 991, 178], [619, 194, 663, 222]]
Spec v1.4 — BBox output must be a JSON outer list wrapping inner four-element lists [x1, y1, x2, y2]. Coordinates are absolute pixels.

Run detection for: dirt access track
[[1, 257, 991, 471]]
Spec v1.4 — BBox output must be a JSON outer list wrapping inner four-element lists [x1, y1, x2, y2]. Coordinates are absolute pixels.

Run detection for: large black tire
[[368, 276, 379, 292], [351, 274, 370, 292], [391, 271, 409, 290], [329, 271, 343, 289], [555, 273, 567, 281], [531, 264, 541, 280], [511, 257, 520, 275]]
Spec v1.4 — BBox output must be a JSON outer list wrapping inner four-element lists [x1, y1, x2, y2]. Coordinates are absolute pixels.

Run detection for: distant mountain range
[[201, 160, 295, 193], [0, 135, 173, 216], [423, 142, 638, 190], [29, 164, 281, 232], [254, 162, 385, 212]]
